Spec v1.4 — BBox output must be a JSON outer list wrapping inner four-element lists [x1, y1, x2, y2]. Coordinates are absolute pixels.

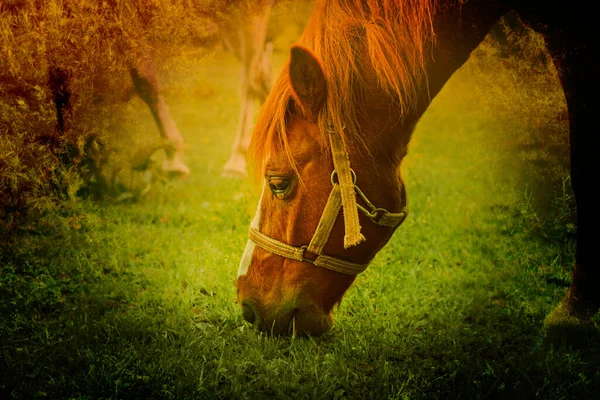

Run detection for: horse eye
[[268, 176, 292, 198]]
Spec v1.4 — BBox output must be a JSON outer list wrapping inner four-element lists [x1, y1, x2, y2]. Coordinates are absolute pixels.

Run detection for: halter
[[248, 124, 409, 275]]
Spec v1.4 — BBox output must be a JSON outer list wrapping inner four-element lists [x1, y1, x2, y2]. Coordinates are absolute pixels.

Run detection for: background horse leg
[[221, 2, 274, 178], [48, 66, 72, 163], [222, 66, 256, 178], [129, 62, 190, 178], [539, 17, 599, 342]]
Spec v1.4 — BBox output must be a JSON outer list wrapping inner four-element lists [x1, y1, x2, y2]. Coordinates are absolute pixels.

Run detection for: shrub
[[0, 0, 225, 232]]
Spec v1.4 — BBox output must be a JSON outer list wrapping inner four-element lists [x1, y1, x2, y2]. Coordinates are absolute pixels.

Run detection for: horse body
[[237, 0, 598, 336]]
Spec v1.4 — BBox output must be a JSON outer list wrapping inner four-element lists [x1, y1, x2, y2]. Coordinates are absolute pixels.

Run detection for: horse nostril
[[241, 301, 258, 324]]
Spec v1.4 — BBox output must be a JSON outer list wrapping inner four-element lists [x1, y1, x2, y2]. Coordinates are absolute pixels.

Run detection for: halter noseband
[[248, 124, 409, 275]]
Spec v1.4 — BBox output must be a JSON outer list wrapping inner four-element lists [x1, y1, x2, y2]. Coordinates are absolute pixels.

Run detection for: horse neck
[[360, 0, 510, 167], [418, 1, 509, 113]]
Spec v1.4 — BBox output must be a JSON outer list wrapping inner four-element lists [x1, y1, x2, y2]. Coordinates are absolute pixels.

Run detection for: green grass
[[1, 42, 599, 399]]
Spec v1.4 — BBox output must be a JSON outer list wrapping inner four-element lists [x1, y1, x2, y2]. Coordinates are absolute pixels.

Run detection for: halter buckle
[[300, 245, 319, 264]]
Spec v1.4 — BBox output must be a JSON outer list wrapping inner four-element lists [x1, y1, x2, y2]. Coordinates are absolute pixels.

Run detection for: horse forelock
[[250, 0, 437, 177]]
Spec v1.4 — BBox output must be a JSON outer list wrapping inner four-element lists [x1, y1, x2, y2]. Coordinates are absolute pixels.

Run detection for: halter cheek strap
[[247, 125, 408, 275]]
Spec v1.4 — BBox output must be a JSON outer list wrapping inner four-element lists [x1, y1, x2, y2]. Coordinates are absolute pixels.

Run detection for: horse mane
[[250, 0, 437, 178]]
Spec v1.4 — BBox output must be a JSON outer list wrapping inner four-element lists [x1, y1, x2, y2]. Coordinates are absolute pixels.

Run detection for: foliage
[[0, 0, 236, 231]]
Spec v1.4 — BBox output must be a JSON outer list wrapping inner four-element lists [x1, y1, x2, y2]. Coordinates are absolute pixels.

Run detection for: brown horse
[[236, 0, 598, 336]]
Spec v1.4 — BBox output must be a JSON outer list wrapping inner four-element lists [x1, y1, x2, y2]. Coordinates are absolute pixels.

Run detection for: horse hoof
[[543, 301, 599, 349], [221, 168, 247, 178], [162, 159, 190, 179], [222, 154, 247, 178]]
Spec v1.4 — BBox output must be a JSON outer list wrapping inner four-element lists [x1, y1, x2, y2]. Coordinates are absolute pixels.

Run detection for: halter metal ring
[[330, 169, 357, 186], [300, 245, 318, 264]]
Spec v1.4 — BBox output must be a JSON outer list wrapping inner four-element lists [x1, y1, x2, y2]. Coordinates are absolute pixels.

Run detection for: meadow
[[1, 20, 599, 399]]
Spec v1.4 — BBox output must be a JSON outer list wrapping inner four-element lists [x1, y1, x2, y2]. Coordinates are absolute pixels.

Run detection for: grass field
[[1, 39, 599, 399]]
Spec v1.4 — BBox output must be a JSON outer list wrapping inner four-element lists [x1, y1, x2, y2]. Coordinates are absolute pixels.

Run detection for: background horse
[[236, 0, 598, 337]]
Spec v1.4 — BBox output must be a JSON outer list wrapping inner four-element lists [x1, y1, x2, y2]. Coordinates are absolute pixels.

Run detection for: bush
[[0, 0, 225, 232]]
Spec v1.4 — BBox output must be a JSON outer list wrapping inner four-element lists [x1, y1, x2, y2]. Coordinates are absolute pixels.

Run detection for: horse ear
[[289, 45, 327, 120]]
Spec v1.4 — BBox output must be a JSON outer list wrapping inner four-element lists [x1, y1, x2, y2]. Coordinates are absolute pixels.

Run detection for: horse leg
[[541, 22, 599, 342], [255, 42, 273, 104], [222, 67, 255, 178], [129, 64, 190, 178], [221, 3, 273, 178], [48, 66, 72, 163], [221, 46, 272, 178]]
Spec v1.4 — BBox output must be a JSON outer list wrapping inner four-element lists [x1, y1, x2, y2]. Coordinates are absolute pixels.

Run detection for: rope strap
[[249, 228, 305, 261], [312, 254, 368, 275], [249, 227, 369, 275], [327, 126, 365, 248], [307, 184, 343, 255]]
